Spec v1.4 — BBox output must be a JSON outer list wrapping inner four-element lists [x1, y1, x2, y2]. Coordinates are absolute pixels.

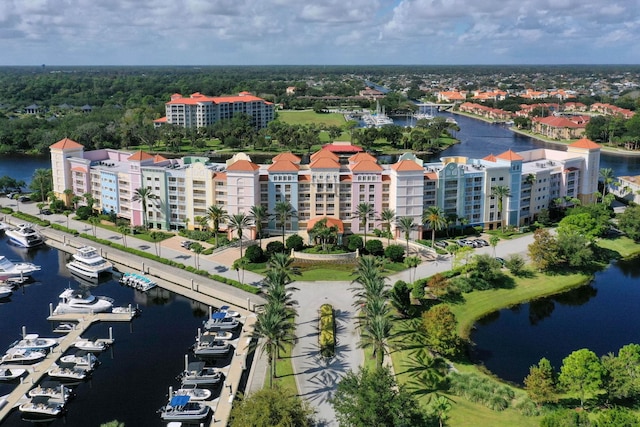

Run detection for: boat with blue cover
[[119, 272, 157, 292], [159, 395, 210, 422]]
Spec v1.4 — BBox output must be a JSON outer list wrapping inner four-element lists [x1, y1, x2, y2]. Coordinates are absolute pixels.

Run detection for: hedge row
[[11, 211, 50, 227], [319, 303, 335, 358], [50, 223, 79, 236]]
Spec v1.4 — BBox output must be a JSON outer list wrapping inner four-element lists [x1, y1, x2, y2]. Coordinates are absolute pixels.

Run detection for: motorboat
[[73, 339, 108, 352], [47, 362, 90, 380], [200, 330, 233, 341], [119, 272, 157, 292], [0, 367, 26, 381], [172, 385, 212, 401], [10, 334, 59, 352], [193, 334, 231, 358], [203, 312, 240, 331], [0, 221, 10, 232], [5, 223, 44, 248], [3, 276, 30, 287], [0, 255, 41, 281], [19, 396, 66, 417], [217, 305, 240, 318], [1, 347, 47, 364], [0, 285, 12, 298], [179, 361, 222, 386], [29, 381, 74, 401], [52, 322, 76, 334], [59, 351, 99, 371], [53, 287, 114, 314], [66, 246, 113, 279], [159, 395, 210, 423]]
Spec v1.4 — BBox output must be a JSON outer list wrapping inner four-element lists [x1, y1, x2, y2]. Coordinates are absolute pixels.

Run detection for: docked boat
[[52, 322, 76, 334], [0, 255, 41, 281], [73, 339, 108, 352], [200, 330, 233, 341], [29, 381, 74, 401], [5, 223, 44, 248], [159, 395, 210, 423], [179, 361, 222, 386], [119, 272, 157, 292], [0, 285, 12, 298], [0, 367, 26, 381], [18, 396, 66, 417], [203, 312, 240, 331], [59, 351, 99, 371], [52, 287, 114, 314], [217, 305, 240, 318], [47, 362, 90, 380], [1, 347, 47, 364], [10, 334, 59, 352], [0, 221, 10, 232], [66, 246, 113, 279], [172, 385, 212, 401], [193, 335, 231, 358]]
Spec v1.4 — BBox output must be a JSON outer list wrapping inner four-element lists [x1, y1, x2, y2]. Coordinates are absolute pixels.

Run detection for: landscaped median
[[319, 304, 335, 358]]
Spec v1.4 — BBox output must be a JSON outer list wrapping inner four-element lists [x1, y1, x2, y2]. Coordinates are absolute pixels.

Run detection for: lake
[[470, 258, 640, 385]]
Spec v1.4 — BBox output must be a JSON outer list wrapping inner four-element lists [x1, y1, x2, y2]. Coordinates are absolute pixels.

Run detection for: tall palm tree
[[232, 257, 249, 285], [423, 206, 447, 248], [118, 224, 129, 247], [206, 204, 227, 248], [274, 201, 296, 248], [359, 314, 392, 369], [353, 202, 375, 246], [63, 188, 73, 208], [190, 242, 204, 269], [32, 168, 51, 202], [250, 205, 269, 248], [132, 187, 158, 230], [227, 212, 253, 258], [396, 216, 417, 255], [599, 167, 615, 202], [378, 208, 395, 247], [491, 185, 511, 231]]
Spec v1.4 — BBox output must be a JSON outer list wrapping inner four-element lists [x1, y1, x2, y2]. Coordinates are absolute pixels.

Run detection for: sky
[[1, 0, 640, 66]]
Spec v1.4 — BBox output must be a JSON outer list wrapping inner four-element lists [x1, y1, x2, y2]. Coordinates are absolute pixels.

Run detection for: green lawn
[[277, 110, 347, 127], [595, 236, 640, 259], [270, 340, 298, 395]]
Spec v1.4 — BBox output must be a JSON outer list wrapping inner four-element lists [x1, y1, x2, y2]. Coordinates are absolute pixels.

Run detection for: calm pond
[[471, 257, 640, 384]]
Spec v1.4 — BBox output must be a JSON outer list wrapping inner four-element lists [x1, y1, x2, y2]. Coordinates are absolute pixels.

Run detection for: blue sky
[[1, 0, 639, 65]]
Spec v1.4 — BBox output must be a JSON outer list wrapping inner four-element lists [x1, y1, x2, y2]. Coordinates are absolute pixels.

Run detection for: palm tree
[[274, 201, 296, 248], [32, 168, 51, 202], [131, 187, 158, 230], [404, 255, 421, 284], [63, 210, 72, 230], [422, 206, 447, 248], [190, 242, 204, 269], [431, 395, 452, 427], [62, 188, 73, 208], [489, 235, 500, 257], [89, 216, 100, 237], [118, 224, 129, 247], [249, 205, 269, 248], [150, 231, 163, 257], [378, 208, 395, 247], [359, 313, 393, 369], [353, 202, 375, 246], [396, 216, 417, 255], [599, 167, 615, 202], [491, 185, 511, 231], [227, 212, 253, 258], [232, 257, 249, 285]]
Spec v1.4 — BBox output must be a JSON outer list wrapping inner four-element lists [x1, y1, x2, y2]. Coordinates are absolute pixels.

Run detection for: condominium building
[[157, 91, 275, 129], [50, 138, 601, 239]]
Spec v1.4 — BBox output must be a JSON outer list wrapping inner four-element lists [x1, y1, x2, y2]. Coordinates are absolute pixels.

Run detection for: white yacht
[[19, 396, 66, 417], [5, 223, 44, 248], [28, 381, 74, 401], [73, 339, 108, 352], [59, 351, 100, 371], [172, 385, 212, 401], [53, 288, 114, 314], [0, 255, 41, 281], [66, 246, 112, 279], [159, 396, 210, 423], [179, 361, 222, 386], [203, 312, 240, 331], [1, 347, 47, 364], [10, 334, 59, 352]]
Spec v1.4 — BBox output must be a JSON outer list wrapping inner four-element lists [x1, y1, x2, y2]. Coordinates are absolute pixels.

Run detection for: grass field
[[595, 235, 640, 259], [278, 110, 347, 127]]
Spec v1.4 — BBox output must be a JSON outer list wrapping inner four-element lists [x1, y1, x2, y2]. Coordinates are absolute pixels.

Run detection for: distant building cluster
[[50, 138, 601, 239], [153, 91, 275, 129]]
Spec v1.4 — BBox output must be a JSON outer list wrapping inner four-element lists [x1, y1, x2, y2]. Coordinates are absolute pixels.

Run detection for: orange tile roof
[[50, 137, 83, 150], [348, 152, 377, 163], [268, 161, 300, 172], [381, 175, 391, 182], [311, 149, 339, 161], [307, 216, 344, 233], [153, 117, 167, 123], [226, 160, 260, 172], [71, 166, 87, 172], [214, 172, 227, 181], [299, 175, 311, 182], [350, 160, 383, 172], [310, 157, 340, 169], [425, 172, 438, 180], [496, 150, 524, 161], [391, 160, 424, 172], [569, 138, 601, 150], [322, 143, 364, 153], [154, 154, 168, 163], [127, 150, 154, 161], [340, 176, 352, 182], [166, 92, 267, 105], [272, 152, 301, 163], [483, 154, 498, 162]]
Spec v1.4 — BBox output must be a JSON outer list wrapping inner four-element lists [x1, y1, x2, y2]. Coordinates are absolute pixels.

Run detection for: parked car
[[474, 239, 489, 247], [434, 240, 449, 248], [495, 257, 506, 267], [17, 196, 31, 202], [180, 240, 193, 249], [41, 208, 52, 215]]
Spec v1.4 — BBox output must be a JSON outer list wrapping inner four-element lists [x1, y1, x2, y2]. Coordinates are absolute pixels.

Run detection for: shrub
[[0, 207, 13, 214], [384, 244, 405, 262], [75, 206, 92, 220], [286, 234, 304, 251], [180, 229, 213, 241], [389, 280, 411, 316], [449, 276, 474, 293], [266, 241, 285, 257], [504, 254, 526, 276], [245, 244, 265, 263], [364, 239, 384, 256], [346, 235, 363, 252], [319, 304, 335, 358], [411, 281, 425, 299]]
